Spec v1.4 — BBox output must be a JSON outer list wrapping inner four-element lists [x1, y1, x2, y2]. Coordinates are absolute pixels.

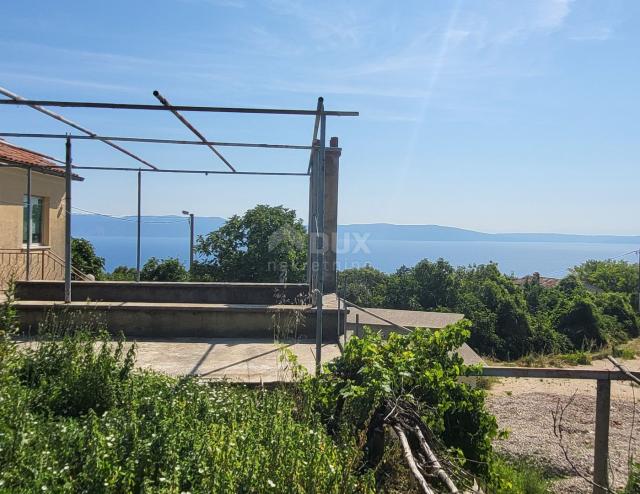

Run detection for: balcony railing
[[0, 248, 91, 288]]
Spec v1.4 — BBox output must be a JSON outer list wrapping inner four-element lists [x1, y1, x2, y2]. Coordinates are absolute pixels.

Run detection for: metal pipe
[[71, 166, 309, 176], [25, 167, 32, 281], [64, 137, 72, 303], [315, 104, 327, 375], [136, 170, 141, 282], [153, 91, 236, 172], [0, 97, 359, 116], [189, 213, 195, 273], [308, 97, 323, 173], [307, 144, 318, 292], [0, 87, 159, 170], [0, 132, 315, 150]]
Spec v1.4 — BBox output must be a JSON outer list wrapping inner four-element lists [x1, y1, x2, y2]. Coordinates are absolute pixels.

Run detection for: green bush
[[141, 257, 189, 282], [625, 461, 640, 494], [105, 265, 137, 281], [486, 456, 551, 494], [71, 237, 105, 277], [309, 320, 498, 477]]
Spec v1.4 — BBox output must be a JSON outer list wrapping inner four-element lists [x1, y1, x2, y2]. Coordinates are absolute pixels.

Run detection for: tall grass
[[0, 313, 373, 493]]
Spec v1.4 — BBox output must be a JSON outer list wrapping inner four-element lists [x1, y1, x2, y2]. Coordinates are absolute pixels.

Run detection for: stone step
[[15, 280, 310, 305], [15, 300, 340, 341]]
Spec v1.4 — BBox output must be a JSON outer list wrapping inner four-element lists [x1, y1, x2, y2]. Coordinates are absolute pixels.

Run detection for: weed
[[486, 455, 552, 494]]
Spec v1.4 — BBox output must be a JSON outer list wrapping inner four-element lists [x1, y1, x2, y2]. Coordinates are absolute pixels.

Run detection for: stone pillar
[[323, 137, 341, 294]]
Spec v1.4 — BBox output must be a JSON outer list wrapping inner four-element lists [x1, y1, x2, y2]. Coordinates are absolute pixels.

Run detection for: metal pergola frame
[[0, 86, 358, 373]]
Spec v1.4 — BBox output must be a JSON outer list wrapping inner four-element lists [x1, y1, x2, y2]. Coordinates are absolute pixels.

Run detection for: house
[[513, 272, 560, 288], [0, 139, 83, 287]]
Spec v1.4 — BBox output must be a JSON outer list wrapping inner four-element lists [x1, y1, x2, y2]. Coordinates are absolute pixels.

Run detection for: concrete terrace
[[129, 337, 341, 382], [12, 281, 483, 382]]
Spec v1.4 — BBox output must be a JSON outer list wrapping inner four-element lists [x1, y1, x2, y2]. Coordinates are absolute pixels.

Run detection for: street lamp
[[182, 210, 195, 273]]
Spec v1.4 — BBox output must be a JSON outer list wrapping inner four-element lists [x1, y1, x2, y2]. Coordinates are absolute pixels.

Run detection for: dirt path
[[487, 357, 640, 493]]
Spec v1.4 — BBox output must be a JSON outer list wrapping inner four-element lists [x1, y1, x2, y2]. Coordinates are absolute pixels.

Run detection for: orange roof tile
[[0, 139, 82, 180]]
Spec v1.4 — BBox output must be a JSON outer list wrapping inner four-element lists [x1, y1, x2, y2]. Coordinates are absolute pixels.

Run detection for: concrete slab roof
[[347, 306, 464, 329]]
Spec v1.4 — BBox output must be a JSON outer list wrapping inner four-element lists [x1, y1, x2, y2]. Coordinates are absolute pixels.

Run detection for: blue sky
[[1, 0, 639, 234]]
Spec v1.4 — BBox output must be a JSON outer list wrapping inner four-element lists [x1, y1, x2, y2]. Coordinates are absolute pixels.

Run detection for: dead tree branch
[[391, 423, 435, 494], [552, 392, 614, 493]]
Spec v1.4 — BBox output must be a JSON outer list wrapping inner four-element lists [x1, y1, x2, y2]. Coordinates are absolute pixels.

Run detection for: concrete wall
[[323, 138, 341, 293], [17, 302, 341, 341], [16, 280, 311, 305], [0, 167, 66, 256]]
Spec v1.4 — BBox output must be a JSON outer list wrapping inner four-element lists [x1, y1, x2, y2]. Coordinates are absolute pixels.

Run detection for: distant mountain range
[[72, 215, 640, 244]]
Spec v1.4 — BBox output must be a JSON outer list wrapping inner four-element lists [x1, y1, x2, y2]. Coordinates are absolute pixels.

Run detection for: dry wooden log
[[413, 425, 460, 493], [391, 423, 435, 494]]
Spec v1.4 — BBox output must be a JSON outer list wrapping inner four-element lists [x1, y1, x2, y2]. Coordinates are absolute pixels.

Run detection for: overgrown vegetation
[[0, 295, 554, 492], [0, 321, 372, 492], [340, 259, 639, 360]]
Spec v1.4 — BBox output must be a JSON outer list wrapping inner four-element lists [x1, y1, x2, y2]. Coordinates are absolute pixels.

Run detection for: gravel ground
[[487, 390, 639, 493]]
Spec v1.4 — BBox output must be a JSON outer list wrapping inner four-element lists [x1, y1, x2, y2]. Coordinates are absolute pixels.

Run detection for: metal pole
[[25, 167, 32, 281], [355, 313, 360, 338], [189, 213, 194, 273], [0, 87, 159, 170], [307, 144, 318, 294], [153, 91, 236, 172], [64, 137, 72, 303], [0, 96, 359, 116], [593, 379, 611, 494], [136, 170, 141, 282], [0, 133, 316, 150], [315, 107, 326, 375]]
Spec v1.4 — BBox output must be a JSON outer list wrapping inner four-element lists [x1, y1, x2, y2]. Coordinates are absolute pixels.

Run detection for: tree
[[383, 266, 421, 310], [141, 257, 188, 282], [107, 266, 137, 281], [338, 266, 387, 307], [572, 259, 637, 295], [554, 295, 606, 348], [413, 258, 459, 309], [194, 205, 307, 283], [71, 238, 105, 278], [456, 264, 533, 359], [595, 292, 639, 339]]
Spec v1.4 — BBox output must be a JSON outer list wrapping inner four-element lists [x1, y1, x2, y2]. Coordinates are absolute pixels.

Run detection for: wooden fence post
[[593, 379, 610, 494]]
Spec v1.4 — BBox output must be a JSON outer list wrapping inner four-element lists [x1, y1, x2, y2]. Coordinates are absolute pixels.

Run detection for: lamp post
[[182, 210, 194, 273]]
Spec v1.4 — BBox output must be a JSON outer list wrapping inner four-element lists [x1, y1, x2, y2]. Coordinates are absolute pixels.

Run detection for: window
[[23, 195, 44, 244]]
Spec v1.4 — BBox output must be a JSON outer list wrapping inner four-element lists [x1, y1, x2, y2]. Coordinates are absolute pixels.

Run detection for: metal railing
[[0, 248, 91, 287]]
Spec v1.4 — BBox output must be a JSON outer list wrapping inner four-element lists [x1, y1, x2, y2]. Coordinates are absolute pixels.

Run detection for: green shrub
[[19, 328, 136, 417], [625, 461, 640, 494], [105, 265, 137, 281], [141, 257, 189, 282], [486, 456, 551, 494], [559, 350, 592, 366], [72, 237, 105, 277], [309, 320, 498, 477], [613, 346, 636, 360]]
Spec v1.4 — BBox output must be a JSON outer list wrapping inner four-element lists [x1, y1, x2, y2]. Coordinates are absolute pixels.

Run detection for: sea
[[85, 235, 639, 279]]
